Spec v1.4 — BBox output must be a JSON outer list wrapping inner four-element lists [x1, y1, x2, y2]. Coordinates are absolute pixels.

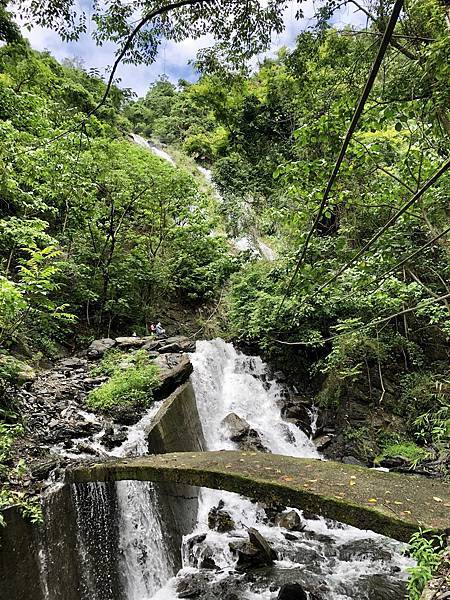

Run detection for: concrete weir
[[68, 450, 450, 543]]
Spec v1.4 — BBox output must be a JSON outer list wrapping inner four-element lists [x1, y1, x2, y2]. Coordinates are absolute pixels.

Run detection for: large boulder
[[275, 510, 304, 532], [115, 336, 145, 349], [221, 413, 268, 452], [158, 336, 196, 354], [222, 413, 250, 440], [152, 353, 193, 400], [87, 338, 116, 359], [230, 527, 277, 571]]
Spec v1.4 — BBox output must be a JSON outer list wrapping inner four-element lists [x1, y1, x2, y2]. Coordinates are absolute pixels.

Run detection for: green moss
[[375, 442, 429, 465], [86, 360, 159, 411]]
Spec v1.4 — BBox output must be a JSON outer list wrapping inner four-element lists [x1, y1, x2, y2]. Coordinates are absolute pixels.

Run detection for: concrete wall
[[146, 380, 205, 564], [147, 380, 205, 454], [0, 485, 83, 600]]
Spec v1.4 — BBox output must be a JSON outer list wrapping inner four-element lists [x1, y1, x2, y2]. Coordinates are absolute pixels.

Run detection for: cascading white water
[[191, 339, 317, 457], [112, 403, 174, 599], [153, 339, 413, 600], [70, 400, 174, 600]]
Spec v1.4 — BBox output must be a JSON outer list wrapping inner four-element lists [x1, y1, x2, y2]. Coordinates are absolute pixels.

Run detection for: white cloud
[[15, 0, 365, 97]]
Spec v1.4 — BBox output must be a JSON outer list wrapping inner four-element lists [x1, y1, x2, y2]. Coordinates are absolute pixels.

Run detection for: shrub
[[86, 361, 159, 411], [375, 441, 429, 466]]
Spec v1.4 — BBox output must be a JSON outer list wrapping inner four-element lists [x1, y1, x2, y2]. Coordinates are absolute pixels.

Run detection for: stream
[[61, 339, 413, 599]]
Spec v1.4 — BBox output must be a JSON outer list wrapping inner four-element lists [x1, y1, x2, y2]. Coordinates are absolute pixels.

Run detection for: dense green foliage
[[407, 529, 447, 598], [125, 1, 450, 471], [0, 35, 232, 511]]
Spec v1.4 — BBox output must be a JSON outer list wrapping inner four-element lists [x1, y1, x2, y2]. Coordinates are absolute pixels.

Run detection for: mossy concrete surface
[[67, 451, 450, 542]]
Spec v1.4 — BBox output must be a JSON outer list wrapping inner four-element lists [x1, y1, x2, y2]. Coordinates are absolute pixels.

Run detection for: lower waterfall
[[152, 339, 414, 599], [38, 338, 414, 599]]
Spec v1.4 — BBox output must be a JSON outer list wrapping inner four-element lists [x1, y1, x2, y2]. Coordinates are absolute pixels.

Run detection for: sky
[[15, 1, 363, 98]]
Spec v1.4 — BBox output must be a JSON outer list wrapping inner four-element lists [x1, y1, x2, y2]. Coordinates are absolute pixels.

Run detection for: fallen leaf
[[367, 498, 377, 503], [433, 497, 443, 503]]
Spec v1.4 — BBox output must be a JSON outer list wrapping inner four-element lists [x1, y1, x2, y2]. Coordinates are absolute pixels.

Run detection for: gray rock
[[275, 510, 304, 531], [222, 413, 250, 440], [152, 353, 194, 401], [58, 357, 86, 368], [115, 336, 144, 349], [338, 539, 392, 562], [159, 336, 196, 353], [221, 413, 268, 452], [313, 434, 334, 451], [87, 338, 116, 359]]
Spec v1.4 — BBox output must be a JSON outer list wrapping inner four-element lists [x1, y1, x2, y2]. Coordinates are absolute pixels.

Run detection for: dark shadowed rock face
[[277, 583, 308, 600], [208, 500, 235, 533]]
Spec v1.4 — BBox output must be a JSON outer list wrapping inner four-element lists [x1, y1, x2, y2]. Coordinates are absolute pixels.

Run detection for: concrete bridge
[[67, 450, 450, 542]]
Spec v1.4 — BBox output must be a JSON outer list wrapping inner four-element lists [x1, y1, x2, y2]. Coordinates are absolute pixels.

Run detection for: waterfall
[[156, 339, 413, 600], [59, 338, 413, 599], [190, 338, 317, 457], [113, 404, 174, 599], [72, 401, 174, 600]]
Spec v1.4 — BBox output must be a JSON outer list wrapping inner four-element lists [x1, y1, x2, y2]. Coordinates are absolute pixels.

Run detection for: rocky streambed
[[9, 334, 195, 495]]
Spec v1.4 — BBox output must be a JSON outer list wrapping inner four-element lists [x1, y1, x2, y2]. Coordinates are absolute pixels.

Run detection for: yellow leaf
[[367, 498, 377, 503]]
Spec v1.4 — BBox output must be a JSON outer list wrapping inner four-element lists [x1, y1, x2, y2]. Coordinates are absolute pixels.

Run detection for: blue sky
[[16, 1, 363, 98]]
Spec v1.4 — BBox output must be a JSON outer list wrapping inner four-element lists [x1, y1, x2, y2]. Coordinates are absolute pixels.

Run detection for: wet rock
[[222, 413, 250, 440], [281, 399, 313, 436], [152, 353, 193, 401], [208, 500, 235, 532], [221, 413, 268, 452], [283, 532, 299, 541], [248, 528, 277, 561], [230, 528, 277, 571], [313, 434, 334, 451], [177, 575, 202, 598], [261, 500, 287, 523], [277, 583, 308, 600], [30, 457, 61, 480], [275, 510, 304, 531], [338, 539, 392, 562], [87, 338, 116, 359], [339, 574, 408, 599], [100, 426, 128, 450]]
